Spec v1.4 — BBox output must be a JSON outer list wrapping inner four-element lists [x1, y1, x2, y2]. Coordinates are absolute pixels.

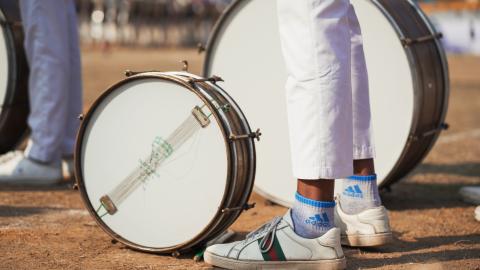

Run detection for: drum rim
[[74, 73, 251, 253], [368, 0, 450, 187], [0, 3, 30, 153], [202, 0, 449, 193]]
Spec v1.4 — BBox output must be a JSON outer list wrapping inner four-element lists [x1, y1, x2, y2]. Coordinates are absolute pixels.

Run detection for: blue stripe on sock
[[295, 192, 335, 208], [347, 174, 377, 181]]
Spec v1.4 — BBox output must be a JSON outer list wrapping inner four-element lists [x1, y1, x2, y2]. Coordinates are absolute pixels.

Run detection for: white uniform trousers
[[19, 0, 82, 163], [277, 0, 375, 179]]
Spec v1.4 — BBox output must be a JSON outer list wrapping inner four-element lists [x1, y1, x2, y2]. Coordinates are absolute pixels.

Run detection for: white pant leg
[[62, 2, 83, 156], [20, 0, 75, 162], [348, 4, 375, 160], [277, 0, 353, 179]]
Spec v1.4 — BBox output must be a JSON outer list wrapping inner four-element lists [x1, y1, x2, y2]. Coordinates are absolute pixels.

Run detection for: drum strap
[[97, 106, 211, 216]]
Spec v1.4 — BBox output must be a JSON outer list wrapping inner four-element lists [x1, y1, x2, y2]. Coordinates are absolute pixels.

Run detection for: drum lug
[[221, 202, 256, 213], [78, 114, 84, 121], [229, 129, 262, 142], [410, 123, 449, 141], [401, 32, 443, 47], [172, 250, 181, 258], [181, 60, 189, 71], [189, 75, 224, 84], [197, 43, 206, 54], [72, 182, 79, 190]]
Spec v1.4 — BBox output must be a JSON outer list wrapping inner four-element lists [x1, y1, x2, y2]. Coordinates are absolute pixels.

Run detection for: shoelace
[[246, 216, 282, 253], [0, 151, 21, 164]]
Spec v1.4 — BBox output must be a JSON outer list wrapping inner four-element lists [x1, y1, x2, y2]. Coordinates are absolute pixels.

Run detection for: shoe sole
[[341, 232, 392, 247], [204, 251, 346, 270]]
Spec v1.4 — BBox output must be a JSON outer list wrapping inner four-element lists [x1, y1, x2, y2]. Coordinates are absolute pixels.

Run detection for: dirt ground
[[0, 48, 479, 270]]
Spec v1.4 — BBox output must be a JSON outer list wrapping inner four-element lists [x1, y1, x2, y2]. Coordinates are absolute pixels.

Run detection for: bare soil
[[0, 48, 479, 270]]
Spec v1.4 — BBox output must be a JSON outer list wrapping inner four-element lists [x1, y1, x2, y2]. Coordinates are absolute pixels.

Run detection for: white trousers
[[277, 0, 375, 179], [20, 0, 82, 163]]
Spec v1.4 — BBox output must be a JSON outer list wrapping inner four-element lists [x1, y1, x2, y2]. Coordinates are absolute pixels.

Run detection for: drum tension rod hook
[[401, 32, 443, 47], [410, 123, 449, 141], [221, 203, 256, 213], [181, 60, 189, 71], [189, 75, 224, 84], [124, 70, 160, 77], [229, 129, 262, 142]]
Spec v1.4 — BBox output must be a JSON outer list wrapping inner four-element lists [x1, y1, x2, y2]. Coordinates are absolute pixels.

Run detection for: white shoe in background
[[0, 151, 62, 185], [204, 210, 346, 270], [62, 155, 75, 179], [459, 186, 480, 205], [335, 196, 392, 247]]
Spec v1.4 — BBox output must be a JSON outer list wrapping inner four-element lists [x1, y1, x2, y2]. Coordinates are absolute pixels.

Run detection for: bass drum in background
[[0, 1, 29, 154], [204, 0, 449, 207]]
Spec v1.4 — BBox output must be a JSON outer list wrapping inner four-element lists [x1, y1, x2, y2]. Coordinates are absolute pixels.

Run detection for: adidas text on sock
[[339, 174, 381, 215], [292, 192, 335, 239]]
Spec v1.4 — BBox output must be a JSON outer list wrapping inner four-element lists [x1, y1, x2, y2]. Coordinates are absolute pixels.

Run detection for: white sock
[[291, 192, 335, 239], [339, 174, 381, 214]]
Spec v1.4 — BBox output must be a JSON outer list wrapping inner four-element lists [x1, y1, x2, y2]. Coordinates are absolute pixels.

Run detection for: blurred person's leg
[[62, 2, 83, 177], [0, 0, 75, 184]]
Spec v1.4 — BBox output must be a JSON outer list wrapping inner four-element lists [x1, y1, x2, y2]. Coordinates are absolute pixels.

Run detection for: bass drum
[[0, 1, 29, 153], [204, 0, 449, 206], [75, 72, 257, 254]]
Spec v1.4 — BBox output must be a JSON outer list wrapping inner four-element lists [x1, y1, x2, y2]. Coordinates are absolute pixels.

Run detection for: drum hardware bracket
[[181, 60, 189, 71], [221, 202, 256, 213], [72, 182, 79, 190], [192, 106, 211, 128], [410, 123, 449, 141], [197, 43, 206, 54], [189, 75, 224, 84], [401, 32, 443, 47], [78, 114, 84, 121], [229, 129, 262, 141]]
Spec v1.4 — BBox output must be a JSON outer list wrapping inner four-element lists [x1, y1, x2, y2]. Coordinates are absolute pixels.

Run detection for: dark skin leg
[[297, 158, 375, 202], [297, 179, 334, 202], [353, 158, 375, 175]]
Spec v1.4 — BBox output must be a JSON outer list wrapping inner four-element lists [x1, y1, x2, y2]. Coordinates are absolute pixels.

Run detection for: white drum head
[[205, 0, 414, 206], [80, 78, 228, 248], [0, 12, 9, 115]]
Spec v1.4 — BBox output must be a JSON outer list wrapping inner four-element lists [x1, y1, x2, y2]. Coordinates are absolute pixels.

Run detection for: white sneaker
[[0, 151, 62, 185], [62, 155, 75, 179], [459, 186, 480, 205], [335, 196, 392, 247], [204, 210, 346, 270]]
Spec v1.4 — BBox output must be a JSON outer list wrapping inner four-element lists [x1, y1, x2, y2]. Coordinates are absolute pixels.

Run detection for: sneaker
[[62, 155, 75, 179], [204, 210, 346, 270], [0, 151, 62, 185], [459, 186, 480, 205], [335, 196, 392, 247]]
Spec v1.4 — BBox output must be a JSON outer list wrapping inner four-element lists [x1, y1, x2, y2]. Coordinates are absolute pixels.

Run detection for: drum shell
[[0, 0, 29, 153], [74, 73, 256, 254]]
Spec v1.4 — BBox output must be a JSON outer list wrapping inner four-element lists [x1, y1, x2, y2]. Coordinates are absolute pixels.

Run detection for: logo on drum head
[[305, 213, 330, 227], [343, 185, 363, 198]]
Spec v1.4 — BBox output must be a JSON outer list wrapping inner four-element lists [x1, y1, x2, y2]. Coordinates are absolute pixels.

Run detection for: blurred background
[[74, 0, 480, 54]]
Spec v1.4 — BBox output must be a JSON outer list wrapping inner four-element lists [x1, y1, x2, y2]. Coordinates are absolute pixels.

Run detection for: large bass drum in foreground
[[75, 72, 257, 254], [0, 1, 29, 153], [204, 0, 449, 206]]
